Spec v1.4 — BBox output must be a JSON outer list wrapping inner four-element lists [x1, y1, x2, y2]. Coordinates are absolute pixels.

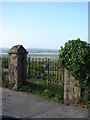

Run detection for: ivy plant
[[59, 38, 90, 88]]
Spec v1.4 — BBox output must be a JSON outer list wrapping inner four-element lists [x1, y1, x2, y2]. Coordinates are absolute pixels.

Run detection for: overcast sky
[[1, 2, 88, 49]]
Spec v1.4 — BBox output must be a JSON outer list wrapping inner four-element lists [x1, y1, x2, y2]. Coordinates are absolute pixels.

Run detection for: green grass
[[19, 81, 64, 103], [2, 79, 9, 87]]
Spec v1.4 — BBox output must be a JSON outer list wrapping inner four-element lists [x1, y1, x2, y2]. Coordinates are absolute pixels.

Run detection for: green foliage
[[88, 101, 90, 107], [19, 85, 31, 92], [2, 70, 9, 87], [54, 93, 64, 103], [2, 79, 9, 87], [59, 38, 90, 88], [1, 57, 9, 87], [2, 70, 8, 77], [19, 82, 64, 103], [2, 57, 8, 68], [42, 89, 55, 98], [27, 62, 45, 77]]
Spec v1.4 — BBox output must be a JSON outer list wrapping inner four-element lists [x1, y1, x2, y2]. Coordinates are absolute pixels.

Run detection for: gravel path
[[0, 87, 89, 119]]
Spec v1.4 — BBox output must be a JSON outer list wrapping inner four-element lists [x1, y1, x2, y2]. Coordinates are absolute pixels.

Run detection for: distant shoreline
[[0, 53, 59, 60], [0, 52, 59, 55]]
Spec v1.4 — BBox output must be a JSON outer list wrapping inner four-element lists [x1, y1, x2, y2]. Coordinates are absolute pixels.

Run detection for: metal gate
[[27, 57, 64, 93]]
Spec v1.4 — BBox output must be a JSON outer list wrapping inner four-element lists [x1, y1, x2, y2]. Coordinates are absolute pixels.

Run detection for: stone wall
[[64, 69, 81, 106]]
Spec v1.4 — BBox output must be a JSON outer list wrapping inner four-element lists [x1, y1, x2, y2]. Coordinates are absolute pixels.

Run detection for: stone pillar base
[[64, 69, 81, 106]]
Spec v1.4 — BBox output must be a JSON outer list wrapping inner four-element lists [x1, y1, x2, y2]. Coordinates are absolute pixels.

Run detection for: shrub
[[2, 79, 9, 87], [2, 57, 8, 68], [2, 70, 9, 87], [54, 93, 63, 102], [59, 38, 90, 88], [42, 89, 55, 98]]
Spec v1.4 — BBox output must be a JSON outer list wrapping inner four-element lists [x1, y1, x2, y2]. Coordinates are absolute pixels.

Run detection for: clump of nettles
[[59, 38, 90, 89]]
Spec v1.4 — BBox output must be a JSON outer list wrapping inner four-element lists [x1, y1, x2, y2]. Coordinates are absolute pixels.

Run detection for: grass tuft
[[19, 81, 64, 103]]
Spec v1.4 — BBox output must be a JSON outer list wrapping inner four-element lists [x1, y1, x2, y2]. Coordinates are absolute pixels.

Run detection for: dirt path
[[0, 87, 89, 119]]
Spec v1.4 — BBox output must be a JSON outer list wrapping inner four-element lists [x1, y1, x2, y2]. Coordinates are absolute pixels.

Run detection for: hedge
[[59, 38, 90, 88]]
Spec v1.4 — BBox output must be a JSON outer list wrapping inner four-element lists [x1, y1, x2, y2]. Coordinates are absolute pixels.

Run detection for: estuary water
[[0, 53, 59, 60]]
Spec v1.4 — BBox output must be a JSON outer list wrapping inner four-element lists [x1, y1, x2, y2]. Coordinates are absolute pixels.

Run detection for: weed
[[19, 81, 64, 103]]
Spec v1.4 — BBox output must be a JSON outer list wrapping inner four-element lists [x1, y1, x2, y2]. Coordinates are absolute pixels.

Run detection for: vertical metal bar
[[28, 57, 30, 79], [33, 58, 35, 77], [57, 65, 59, 81], [51, 61, 53, 80], [41, 58, 43, 79], [35, 58, 37, 77], [34, 58, 35, 77], [42, 58, 44, 80], [41, 58, 43, 86], [52, 61, 54, 79], [48, 59, 50, 87], [60, 68, 61, 80], [50, 60, 51, 82], [29, 57, 30, 78], [32, 58, 34, 78], [45, 58, 47, 79], [39, 58, 40, 78], [55, 62, 56, 81], [37, 58, 39, 78], [30, 58, 31, 78], [54, 61, 55, 79]]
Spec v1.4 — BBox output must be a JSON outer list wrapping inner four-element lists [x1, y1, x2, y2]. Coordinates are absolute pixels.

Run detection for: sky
[[1, 2, 88, 49], [89, 1, 90, 43]]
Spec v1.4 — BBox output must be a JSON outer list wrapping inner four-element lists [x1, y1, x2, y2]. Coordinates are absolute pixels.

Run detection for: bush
[[59, 38, 90, 88], [2, 79, 9, 87], [42, 89, 55, 98], [54, 93, 63, 102], [88, 101, 90, 107], [2, 57, 8, 68], [2, 70, 9, 87]]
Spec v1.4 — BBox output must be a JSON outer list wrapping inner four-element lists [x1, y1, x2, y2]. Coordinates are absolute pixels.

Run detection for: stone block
[[70, 75, 75, 84], [70, 85, 74, 93], [64, 85, 70, 92], [74, 94, 80, 105], [74, 87, 81, 95]]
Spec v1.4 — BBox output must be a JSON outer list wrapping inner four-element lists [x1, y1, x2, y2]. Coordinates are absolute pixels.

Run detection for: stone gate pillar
[[64, 68, 81, 106], [8, 45, 28, 90]]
